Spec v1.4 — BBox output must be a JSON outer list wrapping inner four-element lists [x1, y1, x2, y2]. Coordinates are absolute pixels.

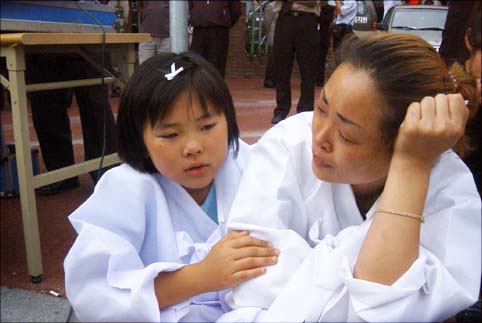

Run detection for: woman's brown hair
[[338, 33, 477, 156]]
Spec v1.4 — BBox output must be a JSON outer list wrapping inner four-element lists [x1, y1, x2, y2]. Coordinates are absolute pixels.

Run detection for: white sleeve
[[64, 168, 191, 322], [335, 156, 481, 322], [340, 1, 357, 16], [260, 154, 482, 322], [221, 116, 316, 318], [228, 116, 315, 236]]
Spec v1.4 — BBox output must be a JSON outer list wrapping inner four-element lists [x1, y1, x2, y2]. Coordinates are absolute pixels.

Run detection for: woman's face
[[311, 63, 392, 194], [143, 90, 228, 203]]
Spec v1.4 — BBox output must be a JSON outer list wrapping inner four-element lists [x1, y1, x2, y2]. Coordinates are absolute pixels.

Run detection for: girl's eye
[[202, 123, 216, 131], [339, 131, 356, 144], [159, 133, 178, 139]]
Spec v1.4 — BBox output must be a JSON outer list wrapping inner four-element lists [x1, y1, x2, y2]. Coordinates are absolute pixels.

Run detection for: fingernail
[[272, 256, 278, 262], [274, 248, 280, 255]]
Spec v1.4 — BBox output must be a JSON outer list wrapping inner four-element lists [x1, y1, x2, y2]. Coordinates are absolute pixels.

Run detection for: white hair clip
[[164, 63, 184, 81]]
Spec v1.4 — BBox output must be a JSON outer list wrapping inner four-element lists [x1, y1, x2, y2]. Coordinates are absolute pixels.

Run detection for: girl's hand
[[196, 231, 279, 292], [393, 93, 469, 170]]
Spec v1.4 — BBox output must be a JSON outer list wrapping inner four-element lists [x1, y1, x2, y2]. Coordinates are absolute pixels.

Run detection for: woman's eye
[[202, 123, 216, 131], [160, 133, 178, 139], [339, 132, 355, 144], [316, 106, 326, 114]]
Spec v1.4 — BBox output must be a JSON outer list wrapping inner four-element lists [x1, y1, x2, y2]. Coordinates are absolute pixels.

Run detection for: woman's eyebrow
[[337, 112, 363, 129], [323, 89, 363, 129]]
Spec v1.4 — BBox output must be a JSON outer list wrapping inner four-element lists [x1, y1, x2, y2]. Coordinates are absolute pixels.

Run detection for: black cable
[[75, 1, 108, 182], [65, 4, 108, 321]]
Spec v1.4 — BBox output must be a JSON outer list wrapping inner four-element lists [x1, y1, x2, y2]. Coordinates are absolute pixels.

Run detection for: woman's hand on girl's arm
[[154, 231, 278, 309], [354, 93, 469, 285]]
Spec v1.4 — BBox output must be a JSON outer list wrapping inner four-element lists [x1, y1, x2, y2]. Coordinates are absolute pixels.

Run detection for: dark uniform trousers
[[26, 53, 117, 182], [317, 5, 335, 85], [191, 26, 230, 77], [273, 12, 320, 118]]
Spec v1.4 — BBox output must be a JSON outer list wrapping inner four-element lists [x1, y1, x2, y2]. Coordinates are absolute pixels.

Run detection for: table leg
[[126, 43, 136, 79], [5, 45, 43, 282]]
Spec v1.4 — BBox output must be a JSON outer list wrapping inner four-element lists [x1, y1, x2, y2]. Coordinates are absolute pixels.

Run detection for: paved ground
[[1, 287, 73, 322]]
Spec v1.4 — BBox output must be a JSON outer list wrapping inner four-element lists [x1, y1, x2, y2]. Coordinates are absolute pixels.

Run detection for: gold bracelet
[[376, 208, 424, 223]]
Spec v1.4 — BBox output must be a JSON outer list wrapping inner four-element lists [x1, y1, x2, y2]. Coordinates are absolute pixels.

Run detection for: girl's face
[[143, 90, 228, 204], [311, 63, 392, 194]]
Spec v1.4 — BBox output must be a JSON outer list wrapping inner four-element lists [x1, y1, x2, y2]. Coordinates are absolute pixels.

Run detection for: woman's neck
[[351, 181, 385, 215]]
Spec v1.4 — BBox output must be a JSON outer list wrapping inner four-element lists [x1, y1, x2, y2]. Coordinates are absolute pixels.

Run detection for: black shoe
[[264, 79, 276, 88], [36, 178, 80, 196], [271, 114, 286, 125]]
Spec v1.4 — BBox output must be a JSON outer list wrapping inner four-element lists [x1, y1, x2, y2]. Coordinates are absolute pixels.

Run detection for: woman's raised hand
[[393, 93, 469, 169], [195, 231, 279, 292]]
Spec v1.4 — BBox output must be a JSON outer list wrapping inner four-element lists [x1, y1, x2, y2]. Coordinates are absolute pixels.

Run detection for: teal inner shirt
[[201, 184, 218, 224]]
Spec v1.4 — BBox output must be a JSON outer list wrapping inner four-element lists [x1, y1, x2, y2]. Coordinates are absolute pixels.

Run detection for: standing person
[[138, 0, 170, 65], [330, 0, 357, 50], [461, 7, 481, 195], [271, 0, 321, 124], [439, 1, 474, 68], [64, 52, 278, 322], [262, 0, 278, 88], [218, 33, 480, 322], [317, 1, 336, 87], [26, 53, 117, 195], [188, 0, 241, 77]]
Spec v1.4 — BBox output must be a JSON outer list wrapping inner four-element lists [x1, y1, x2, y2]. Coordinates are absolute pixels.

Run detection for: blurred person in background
[[271, 0, 321, 124], [316, 1, 335, 87], [188, 0, 241, 77], [137, 0, 170, 65]]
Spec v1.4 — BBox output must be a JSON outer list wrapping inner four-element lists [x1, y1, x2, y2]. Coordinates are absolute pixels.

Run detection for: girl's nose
[[183, 138, 203, 157]]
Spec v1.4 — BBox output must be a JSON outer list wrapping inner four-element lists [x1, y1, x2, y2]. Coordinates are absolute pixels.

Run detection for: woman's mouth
[[312, 155, 333, 169]]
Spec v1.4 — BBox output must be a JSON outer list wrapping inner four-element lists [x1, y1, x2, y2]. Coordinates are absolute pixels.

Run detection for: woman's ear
[[464, 28, 473, 54]]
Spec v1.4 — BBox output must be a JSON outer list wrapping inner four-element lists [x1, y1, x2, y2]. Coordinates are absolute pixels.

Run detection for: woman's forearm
[[354, 155, 431, 285]]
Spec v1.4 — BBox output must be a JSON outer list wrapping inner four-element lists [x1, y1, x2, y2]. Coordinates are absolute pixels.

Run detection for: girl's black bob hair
[[116, 51, 240, 173]]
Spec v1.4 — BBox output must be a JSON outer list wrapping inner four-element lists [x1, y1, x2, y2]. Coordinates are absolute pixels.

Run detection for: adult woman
[[219, 33, 481, 322]]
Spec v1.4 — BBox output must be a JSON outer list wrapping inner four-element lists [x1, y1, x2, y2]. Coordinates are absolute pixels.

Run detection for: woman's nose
[[313, 126, 333, 153]]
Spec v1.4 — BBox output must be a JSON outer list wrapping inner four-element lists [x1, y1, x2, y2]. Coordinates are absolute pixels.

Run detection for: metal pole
[[169, 0, 189, 53]]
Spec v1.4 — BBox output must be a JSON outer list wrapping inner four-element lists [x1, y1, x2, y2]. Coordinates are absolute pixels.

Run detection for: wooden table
[[0, 32, 150, 282]]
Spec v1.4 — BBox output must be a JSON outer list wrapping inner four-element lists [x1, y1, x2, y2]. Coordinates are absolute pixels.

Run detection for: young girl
[[63, 52, 278, 322], [218, 34, 480, 322]]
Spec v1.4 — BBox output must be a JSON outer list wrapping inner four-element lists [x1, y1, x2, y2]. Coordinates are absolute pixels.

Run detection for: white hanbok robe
[[218, 113, 481, 323], [64, 141, 250, 322]]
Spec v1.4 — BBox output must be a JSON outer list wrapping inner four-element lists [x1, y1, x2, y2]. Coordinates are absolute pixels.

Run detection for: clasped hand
[[394, 93, 469, 169]]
